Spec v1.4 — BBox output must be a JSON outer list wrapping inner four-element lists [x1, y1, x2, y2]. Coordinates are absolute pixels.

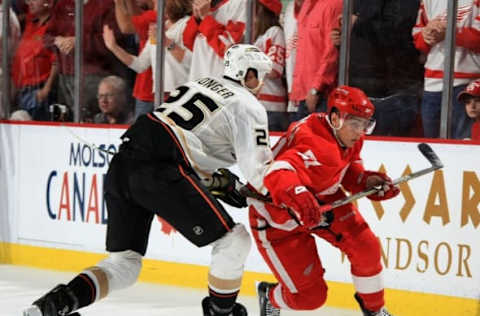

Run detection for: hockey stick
[[323, 142, 443, 210], [240, 142, 443, 212]]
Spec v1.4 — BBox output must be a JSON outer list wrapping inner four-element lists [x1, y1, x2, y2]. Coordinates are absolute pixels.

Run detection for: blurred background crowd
[[0, 0, 479, 140]]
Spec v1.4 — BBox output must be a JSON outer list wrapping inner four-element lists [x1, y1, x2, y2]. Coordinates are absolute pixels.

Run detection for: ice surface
[[0, 265, 358, 316]]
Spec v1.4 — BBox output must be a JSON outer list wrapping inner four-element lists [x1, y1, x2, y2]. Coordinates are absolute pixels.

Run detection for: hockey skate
[[23, 284, 80, 316], [257, 282, 280, 316], [201, 296, 247, 316], [354, 293, 394, 316]]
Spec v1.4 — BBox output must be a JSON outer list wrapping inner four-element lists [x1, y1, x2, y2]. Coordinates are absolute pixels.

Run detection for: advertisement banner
[[1, 122, 479, 301]]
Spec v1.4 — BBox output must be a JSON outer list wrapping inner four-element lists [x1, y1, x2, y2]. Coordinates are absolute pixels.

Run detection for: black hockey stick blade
[[391, 143, 443, 186], [418, 143, 444, 169]]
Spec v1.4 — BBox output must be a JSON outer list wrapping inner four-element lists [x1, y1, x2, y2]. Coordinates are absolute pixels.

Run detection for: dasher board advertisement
[[0, 122, 479, 310]]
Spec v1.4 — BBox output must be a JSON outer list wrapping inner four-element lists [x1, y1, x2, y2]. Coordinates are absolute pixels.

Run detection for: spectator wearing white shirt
[[104, 0, 192, 104], [282, 0, 304, 123], [253, 0, 289, 131], [412, 0, 480, 138]]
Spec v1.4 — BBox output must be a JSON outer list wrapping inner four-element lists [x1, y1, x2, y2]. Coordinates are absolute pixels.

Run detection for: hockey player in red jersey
[[249, 86, 400, 316]]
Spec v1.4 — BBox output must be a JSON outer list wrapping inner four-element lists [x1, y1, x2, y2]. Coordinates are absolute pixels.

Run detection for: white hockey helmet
[[223, 44, 273, 90]]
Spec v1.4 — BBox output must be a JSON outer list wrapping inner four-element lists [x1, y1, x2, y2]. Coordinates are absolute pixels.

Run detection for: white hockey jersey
[[254, 26, 288, 112], [152, 76, 273, 193], [170, 0, 247, 81], [412, 0, 480, 91]]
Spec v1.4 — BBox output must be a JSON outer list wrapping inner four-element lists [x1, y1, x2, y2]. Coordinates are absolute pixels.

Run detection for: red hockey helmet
[[327, 85, 375, 119], [327, 86, 376, 134]]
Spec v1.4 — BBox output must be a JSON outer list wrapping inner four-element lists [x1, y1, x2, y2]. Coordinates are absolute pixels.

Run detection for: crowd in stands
[[1, 0, 479, 140]]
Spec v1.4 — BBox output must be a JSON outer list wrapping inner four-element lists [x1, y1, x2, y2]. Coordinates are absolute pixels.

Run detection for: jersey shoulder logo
[[297, 149, 321, 169]]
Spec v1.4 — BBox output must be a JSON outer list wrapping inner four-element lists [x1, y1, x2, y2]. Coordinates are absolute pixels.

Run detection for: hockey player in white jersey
[[23, 44, 273, 316]]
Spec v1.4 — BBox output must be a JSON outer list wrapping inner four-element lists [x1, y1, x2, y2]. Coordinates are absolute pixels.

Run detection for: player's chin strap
[[325, 113, 347, 148], [242, 79, 264, 96]]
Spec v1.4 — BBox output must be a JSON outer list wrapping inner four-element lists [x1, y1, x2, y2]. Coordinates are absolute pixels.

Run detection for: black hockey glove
[[208, 168, 247, 208]]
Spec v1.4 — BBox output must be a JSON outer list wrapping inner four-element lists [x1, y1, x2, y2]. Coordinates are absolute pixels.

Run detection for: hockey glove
[[361, 171, 400, 201], [276, 185, 330, 228], [207, 168, 247, 208]]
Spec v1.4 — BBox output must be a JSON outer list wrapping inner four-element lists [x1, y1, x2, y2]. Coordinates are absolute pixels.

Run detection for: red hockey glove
[[362, 171, 400, 201], [276, 185, 327, 228]]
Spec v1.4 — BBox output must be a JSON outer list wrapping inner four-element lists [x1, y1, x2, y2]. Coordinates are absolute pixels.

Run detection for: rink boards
[[0, 121, 479, 316]]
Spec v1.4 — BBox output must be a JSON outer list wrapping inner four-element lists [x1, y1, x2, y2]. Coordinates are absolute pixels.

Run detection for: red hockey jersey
[[258, 113, 367, 229]]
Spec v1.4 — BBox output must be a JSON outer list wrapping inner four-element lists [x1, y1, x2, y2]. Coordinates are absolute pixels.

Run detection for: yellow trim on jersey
[[1, 242, 478, 315]]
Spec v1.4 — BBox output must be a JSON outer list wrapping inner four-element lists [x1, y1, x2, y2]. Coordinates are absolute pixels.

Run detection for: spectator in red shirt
[[458, 79, 480, 141], [114, 0, 156, 118], [290, 0, 342, 120], [12, 0, 57, 121], [44, 0, 133, 122]]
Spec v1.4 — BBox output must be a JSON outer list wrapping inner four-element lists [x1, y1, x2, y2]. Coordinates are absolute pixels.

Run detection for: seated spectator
[[458, 79, 480, 141], [253, 0, 289, 131], [94, 76, 134, 124], [12, 0, 57, 121], [0, 3, 21, 119], [9, 109, 32, 121], [44, 0, 134, 122]]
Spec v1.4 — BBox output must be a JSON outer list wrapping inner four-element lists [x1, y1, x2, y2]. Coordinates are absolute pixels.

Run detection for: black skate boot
[[23, 284, 80, 316], [354, 293, 394, 316], [257, 282, 280, 316], [201, 296, 247, 316]]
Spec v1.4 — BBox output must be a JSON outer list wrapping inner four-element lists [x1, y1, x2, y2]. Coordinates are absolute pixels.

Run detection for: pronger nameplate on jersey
[[196, 77, 235, 99]]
